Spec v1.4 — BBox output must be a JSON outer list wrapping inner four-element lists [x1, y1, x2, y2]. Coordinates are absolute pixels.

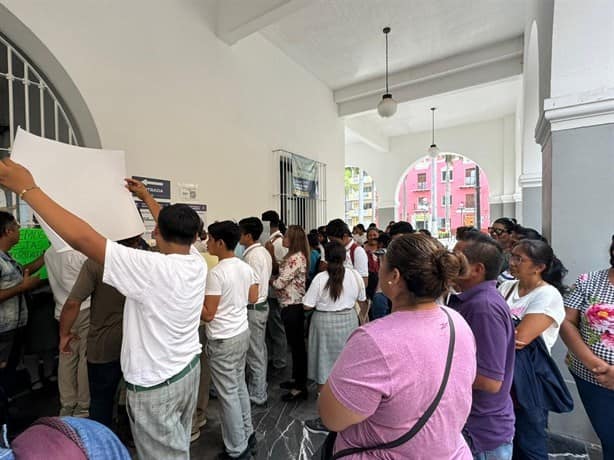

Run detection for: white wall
[[1, 0, 345, 223], [346, 116, 518, 213]]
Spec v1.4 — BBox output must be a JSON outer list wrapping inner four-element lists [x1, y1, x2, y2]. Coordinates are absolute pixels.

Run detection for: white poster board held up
[[10, 128, 145, 251]]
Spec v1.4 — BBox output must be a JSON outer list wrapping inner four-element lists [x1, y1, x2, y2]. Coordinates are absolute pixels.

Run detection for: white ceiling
[[348, 77, 521, 139], [261, 0, 527, 90]]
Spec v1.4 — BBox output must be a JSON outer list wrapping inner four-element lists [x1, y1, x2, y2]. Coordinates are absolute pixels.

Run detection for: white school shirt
[[303, 268, 366, 312], [243, 243, 272, 304], [103, 241, 206, 387], [345, 241, 368, 278], [205, 257, 257, 340], [45, 247, 91, 319], [498, 280, 565, 352], [269, 231, 288, 263]]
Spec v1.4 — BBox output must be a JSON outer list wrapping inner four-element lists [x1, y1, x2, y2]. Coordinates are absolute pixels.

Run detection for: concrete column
[[537, 0, 614, 451], [519, 19, 543, 228], [541, 0, 614, 278]]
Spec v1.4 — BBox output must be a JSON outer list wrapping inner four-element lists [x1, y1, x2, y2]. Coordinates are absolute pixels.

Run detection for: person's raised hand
[[124, 178, 149, 201], [0, 158, 36, 195]]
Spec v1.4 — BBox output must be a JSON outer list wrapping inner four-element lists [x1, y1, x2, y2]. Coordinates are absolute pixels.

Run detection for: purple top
[[448, 280, 515, 453], [327, 307, 476, 459]]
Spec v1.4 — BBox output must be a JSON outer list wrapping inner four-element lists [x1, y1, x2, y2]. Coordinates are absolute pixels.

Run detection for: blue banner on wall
[[291, 154, 318, 199]]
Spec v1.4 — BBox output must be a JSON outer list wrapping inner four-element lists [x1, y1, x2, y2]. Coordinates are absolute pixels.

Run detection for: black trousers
[[88, 360, 123, 428], [280, 304, 307, 388]]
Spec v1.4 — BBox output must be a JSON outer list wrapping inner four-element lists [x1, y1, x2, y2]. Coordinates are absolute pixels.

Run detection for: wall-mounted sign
[[132, 176, 171, 201]]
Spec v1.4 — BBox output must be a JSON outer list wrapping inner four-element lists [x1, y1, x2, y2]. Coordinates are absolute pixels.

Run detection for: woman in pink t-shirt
[[319, 233, 477, 459]]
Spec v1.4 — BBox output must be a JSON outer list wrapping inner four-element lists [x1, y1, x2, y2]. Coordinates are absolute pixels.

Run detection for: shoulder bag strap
[[332, 307, 456, 460], [504, 281, 518, 302]]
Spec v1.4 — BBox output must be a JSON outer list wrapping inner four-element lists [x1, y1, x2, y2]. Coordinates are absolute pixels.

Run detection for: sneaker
[[195, 417, 207, 429], [305, 417, 329, 434], [215, 447, 252, 460]]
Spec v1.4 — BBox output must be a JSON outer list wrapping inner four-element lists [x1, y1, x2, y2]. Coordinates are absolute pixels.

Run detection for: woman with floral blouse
[[561, 235, 614, 459], [271, 225, 310, 401]]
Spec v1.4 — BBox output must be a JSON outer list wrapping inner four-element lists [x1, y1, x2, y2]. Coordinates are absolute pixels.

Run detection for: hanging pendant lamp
[[428, 107, 440, 158], [377, 27, 397, 118]]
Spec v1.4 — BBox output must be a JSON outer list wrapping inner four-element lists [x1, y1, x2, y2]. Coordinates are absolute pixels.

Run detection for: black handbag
[[318, 307, 456, 460]]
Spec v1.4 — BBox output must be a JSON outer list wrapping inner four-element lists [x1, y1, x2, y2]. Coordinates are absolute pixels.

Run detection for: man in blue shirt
[[450, 232, 516, 460]]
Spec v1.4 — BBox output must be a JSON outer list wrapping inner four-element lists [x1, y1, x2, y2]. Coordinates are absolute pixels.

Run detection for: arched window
[[396, 154, 490, 238], [344, 166, 377, 228], [0, 32, 80, 214]]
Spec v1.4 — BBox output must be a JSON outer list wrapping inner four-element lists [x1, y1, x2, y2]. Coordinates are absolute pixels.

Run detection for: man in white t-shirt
[[239, 217, 273, 407], [0, 164, 207, 460], [202, 220, 259, 460], [325, 218, 368, 286], [45, 247, 90, 417], [261, 210, 288, 371]]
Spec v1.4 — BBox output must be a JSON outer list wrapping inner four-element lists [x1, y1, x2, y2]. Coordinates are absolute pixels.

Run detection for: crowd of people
[[0, 157, 611, 459]]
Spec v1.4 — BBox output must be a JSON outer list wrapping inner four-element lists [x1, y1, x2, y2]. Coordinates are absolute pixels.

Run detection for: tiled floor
[[190, 367, 327, 459]]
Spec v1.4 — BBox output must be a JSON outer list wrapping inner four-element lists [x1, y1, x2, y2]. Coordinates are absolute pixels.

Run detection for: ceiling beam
[[335, 36, 523, 117], [217, 0, 312, 45]]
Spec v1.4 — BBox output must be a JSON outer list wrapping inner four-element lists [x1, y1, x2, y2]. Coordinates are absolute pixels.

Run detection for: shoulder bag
[[318, 307, 456, 460]]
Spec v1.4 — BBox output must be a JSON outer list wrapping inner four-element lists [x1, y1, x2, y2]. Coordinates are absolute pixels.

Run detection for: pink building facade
[[397, 156, 490, 236]]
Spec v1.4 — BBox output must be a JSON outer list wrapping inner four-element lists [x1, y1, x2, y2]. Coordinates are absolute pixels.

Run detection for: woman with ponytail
[[317, 233, 477, 459], [303, 241, 366, 433], [498, 239, 568, 459]]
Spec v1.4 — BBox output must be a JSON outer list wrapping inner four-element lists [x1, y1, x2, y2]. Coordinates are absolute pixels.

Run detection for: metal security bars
[[0, 32, 80, 213], [273, 149, 326, 231]]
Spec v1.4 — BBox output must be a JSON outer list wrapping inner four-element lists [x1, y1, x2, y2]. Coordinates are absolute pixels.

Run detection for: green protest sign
[[9, 228, 51, 279]]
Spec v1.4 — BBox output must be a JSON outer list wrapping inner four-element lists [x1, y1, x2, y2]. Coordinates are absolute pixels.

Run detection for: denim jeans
[[247, 305, 269, 405], [512, 406, 548, 460], [88, 360, 122, 428], [265, 296, 287, 369], [126, 360, 199, 460], [473, 442, 513, 460], [573, 373, 614, 460], [63, 416, 131, 460], [207, 329, 253, 457]]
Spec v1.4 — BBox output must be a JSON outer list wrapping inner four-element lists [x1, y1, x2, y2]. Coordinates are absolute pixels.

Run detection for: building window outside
[[465, 168, 476, 186], [441, 169, 453, 182], [397, 155, 490, 235], [344, 166, 377, 227], [417, 173, 427, 189]]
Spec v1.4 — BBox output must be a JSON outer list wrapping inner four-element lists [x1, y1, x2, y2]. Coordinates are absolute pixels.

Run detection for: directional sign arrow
[[142, 179, 164, 187]]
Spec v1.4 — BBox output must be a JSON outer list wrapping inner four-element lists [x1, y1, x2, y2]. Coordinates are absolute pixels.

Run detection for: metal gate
[[0, 32, 80, 216], [273, 149, 326, 231]]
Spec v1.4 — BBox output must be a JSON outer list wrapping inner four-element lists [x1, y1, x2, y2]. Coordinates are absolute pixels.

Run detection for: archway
[[344, 166, 377, 228], [395, 153, 491, 238]]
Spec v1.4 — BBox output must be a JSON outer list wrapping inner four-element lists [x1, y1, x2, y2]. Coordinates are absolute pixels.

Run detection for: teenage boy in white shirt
[[238, 217, 273, 407], [261, 210, 288, 372], [0, 161, 206, 460], [202, 220, 259, 460]]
